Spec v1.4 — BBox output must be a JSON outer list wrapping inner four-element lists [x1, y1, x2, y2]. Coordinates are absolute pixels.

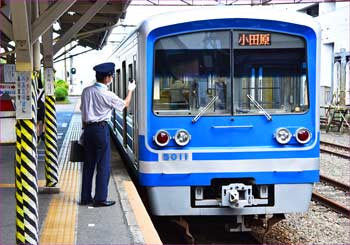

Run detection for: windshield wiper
[[246, 94, 272, 121], [192, 96, 218, 123]]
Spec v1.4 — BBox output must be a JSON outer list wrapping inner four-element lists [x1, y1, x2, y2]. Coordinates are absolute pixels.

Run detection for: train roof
[[110, 6, 320, 57], [138, 6, 320, 36]]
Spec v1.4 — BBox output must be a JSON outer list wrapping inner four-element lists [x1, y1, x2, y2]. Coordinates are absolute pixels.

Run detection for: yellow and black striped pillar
[[15, 121, 25, 243], [44, 95, 59, 187], [15, 75, 39, 244]]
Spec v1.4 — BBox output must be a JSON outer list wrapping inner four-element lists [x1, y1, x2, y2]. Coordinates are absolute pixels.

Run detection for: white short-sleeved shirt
[[81, 82, 125, 123]]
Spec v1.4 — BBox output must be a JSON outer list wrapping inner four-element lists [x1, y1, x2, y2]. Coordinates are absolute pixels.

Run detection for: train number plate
[[161, 152, 191, 161]]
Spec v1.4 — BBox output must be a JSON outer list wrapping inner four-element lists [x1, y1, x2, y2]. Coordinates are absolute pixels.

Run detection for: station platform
[[0, 97, 162, 245]]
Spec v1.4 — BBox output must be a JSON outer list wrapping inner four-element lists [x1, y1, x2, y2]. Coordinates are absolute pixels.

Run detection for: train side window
[[128, 64, 133, 80], [116, 69, 121, 97], [128, 63, 134, 115], [122, 61, 126, 98]]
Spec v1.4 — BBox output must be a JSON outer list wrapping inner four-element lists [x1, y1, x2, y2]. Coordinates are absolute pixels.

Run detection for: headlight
[[274, 128, 292, 144], [174, 129, 191, 146], [295, 128, 311, 144], [154, 130, 170, 147]]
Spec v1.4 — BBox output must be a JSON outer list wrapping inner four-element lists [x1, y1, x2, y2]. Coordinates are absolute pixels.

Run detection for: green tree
[[54, 80, 69, 101]]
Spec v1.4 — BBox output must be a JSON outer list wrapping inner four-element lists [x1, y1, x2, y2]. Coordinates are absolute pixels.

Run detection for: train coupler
[[221, 183, 269, 208], [222, 183, 254, 208]]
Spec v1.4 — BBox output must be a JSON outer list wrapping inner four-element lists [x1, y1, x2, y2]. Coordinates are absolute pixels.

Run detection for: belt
[[86, 121, 107, 126]]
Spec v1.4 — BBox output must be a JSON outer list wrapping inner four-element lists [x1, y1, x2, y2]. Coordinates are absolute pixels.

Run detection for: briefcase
[[70, 140, 85, 162]]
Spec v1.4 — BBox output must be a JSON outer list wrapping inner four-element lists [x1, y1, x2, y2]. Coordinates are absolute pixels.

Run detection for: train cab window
[[153, 31, 231, 115], [232, 31, 309, 115], [153, 30, 308, 116]]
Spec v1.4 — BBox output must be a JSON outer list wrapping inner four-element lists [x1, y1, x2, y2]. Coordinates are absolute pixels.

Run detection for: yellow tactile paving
[[0, 180, 46, 188], [40, 102, 82, 244], [0, 183, 16, 188], [123, 180, 163, 245], [39, 159, 80, 244]]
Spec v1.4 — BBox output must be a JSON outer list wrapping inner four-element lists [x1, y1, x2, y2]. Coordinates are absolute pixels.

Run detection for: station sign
[[0, 83, 16, 97], [0, 64, 16, 98], [15, 71, 32, 119], [45, 68, 55, 96], [1, 64, 16, 83]]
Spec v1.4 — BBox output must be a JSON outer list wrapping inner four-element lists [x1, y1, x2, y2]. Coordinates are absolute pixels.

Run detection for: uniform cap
[[93, 62, 115, 76]]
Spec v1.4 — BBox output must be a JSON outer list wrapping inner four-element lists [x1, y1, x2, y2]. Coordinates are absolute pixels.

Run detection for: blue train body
[[109, 7, 320, 230]]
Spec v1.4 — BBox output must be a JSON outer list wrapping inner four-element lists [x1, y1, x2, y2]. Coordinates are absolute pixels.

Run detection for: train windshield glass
[[233, 31, 308, 115], [153, 30, 308, 116], [153, 31, 231, 115]]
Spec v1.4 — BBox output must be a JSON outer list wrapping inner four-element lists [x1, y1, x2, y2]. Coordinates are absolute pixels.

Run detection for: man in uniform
[[80, 62, 136, 207]]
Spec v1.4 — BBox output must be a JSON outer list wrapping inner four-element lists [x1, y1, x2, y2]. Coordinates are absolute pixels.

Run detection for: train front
[[137, 10, 320, 222]]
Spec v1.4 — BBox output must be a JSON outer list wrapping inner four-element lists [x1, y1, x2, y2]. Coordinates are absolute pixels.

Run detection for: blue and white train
[[109, 7, 320, 231]]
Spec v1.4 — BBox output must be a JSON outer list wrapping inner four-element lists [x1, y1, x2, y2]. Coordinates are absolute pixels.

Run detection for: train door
[[122, 61, 127, 148], [132, 55, 138, 164], [127, 63, 134, 152]]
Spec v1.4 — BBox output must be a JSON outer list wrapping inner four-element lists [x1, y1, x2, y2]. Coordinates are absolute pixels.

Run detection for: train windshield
[[153, 30, 308, 116]]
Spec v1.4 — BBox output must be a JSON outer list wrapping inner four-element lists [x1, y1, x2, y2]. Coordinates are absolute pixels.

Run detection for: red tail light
[[295, 128, 311, 144], [154, 130, 170, 147]]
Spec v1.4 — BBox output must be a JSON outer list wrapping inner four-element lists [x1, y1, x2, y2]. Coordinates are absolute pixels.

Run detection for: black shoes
[[78, 200, 116, 207], [78, 200, 93, 206], [93, 200, 116, 207]]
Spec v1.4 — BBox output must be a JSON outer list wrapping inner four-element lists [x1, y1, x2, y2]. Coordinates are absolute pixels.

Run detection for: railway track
[[153, 217, 261, 244], [312, 174, 350, 218], [320, 141, 350, 159]]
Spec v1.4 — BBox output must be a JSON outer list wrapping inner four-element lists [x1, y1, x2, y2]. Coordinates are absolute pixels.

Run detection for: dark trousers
[[81, 122, 110, 202]]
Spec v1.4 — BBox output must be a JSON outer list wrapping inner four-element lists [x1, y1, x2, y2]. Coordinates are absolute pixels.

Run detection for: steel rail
[[320, 148, 350, 160], [319, 174, 350, 192], [312, 191, 350, 218], [320, 141, 350, 152], [320, 141, 350, 160]]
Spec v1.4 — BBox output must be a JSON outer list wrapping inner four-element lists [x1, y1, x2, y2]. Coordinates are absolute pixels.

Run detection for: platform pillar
[[15, 77, 40, 245], [41, 0, 60, 188], [10, 0, 39, 244], [15, 122, 25, 243], [44, 94, 59, 186]]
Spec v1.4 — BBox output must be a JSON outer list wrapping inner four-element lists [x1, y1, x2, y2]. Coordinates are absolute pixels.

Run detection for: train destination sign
[[238, 33, 271, 46]]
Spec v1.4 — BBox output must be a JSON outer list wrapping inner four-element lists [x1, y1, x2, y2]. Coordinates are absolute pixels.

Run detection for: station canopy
[[0, 0, 131, 56], [57, 1, 130, 50]]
